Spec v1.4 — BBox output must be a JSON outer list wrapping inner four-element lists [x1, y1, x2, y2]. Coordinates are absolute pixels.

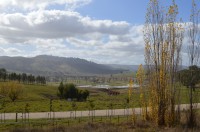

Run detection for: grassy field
[[0, 82, 199, 113], [0, 115, 132, 131], [1, 112, 200, 132], [0, 82, 200, 131], [0, 82, 138, 112]]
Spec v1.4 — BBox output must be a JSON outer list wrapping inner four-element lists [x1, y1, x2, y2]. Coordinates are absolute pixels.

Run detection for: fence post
[[22, 112, 23, 122], [94, 110, 95, 119], [4, 111, 5, 123], [28, 112, 29, 123], [24, 112, 26, 123], [75, 110, 76, 119], [118, 115, 119, 123], [0, 113, 1, 123], [16, 113, 18, 122]]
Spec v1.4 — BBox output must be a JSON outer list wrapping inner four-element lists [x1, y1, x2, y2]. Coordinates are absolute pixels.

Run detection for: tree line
[[0, 68, 46, 85]]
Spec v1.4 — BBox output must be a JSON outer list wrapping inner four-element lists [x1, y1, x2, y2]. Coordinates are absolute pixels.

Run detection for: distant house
[[107, 90, 120, 96]]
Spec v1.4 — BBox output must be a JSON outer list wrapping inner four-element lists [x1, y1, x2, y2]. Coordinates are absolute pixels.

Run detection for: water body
[[78, 84, 139, 89]]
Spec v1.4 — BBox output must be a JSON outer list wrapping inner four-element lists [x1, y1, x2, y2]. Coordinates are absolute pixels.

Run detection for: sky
[[0, 0, 198, 65]]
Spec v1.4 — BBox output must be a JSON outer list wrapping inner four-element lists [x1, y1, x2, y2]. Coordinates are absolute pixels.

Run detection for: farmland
[[0, 81, 197, 113]]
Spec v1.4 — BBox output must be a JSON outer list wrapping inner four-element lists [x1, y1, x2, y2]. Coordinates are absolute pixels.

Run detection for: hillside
[[0, 55, 123, 76], [106, 64, 139, 72]]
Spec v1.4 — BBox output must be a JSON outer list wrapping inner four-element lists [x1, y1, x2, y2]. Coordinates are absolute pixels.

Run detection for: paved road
[[1, 104, 200, 120]]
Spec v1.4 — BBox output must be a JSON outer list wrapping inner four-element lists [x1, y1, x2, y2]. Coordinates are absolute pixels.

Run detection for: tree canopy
[[58, 82, 89, 101], [178, 65, 200, 89]]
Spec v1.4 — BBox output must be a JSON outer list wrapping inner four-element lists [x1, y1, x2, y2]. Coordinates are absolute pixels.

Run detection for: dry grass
[[9, 123, 128, 132], [6, 117, 200, 132]]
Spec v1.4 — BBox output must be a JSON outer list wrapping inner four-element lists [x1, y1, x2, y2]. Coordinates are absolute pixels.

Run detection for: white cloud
[[0, 10, 130, 43], [6, 47, 22, 54], [0, 23, 145, 64], [0, 1, 146, 65], [0, 47, 22, 56], [0, 0, 92, 11]]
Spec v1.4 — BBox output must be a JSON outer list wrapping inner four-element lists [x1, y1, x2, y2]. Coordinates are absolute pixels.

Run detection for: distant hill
[[106, 64, 139, 72], [107, 64, 188, 72], [0, 55, 124, 76]]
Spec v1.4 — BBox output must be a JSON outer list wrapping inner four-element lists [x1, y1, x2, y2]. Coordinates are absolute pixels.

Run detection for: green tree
[[67, 83, 78, 99], [63, 83, 78, 100], [178, 65, 200, 89], [0, 68, 7, 81], [58, 82, 89, 101], [58, 81, 64, 98], [77, 89, 83, 101], [77, 89, 89, 101], [82, 90, 89, 101], [41, 77, 46, 85], [17, 74, 21, 83], [22, 73, 27, 83]]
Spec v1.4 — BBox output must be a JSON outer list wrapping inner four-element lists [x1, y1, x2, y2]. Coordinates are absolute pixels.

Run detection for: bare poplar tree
[[136, 64, 148, 120], [187, 0, 200, 127], [144, 0, 184, 126]]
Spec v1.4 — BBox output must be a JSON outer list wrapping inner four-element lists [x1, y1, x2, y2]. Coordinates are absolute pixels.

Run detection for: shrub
[[0, 81, 23, 102], [58, 82, 89, 101]]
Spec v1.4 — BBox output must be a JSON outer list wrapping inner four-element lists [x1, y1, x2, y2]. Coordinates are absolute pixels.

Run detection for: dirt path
[[2, 103, 199, 120]]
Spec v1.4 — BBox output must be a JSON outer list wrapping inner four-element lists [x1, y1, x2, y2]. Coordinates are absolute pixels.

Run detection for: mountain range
[[0, 55, 131, 77]]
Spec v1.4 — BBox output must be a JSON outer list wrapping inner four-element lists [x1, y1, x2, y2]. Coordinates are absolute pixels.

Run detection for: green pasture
[[0, 82, 199, 113]]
